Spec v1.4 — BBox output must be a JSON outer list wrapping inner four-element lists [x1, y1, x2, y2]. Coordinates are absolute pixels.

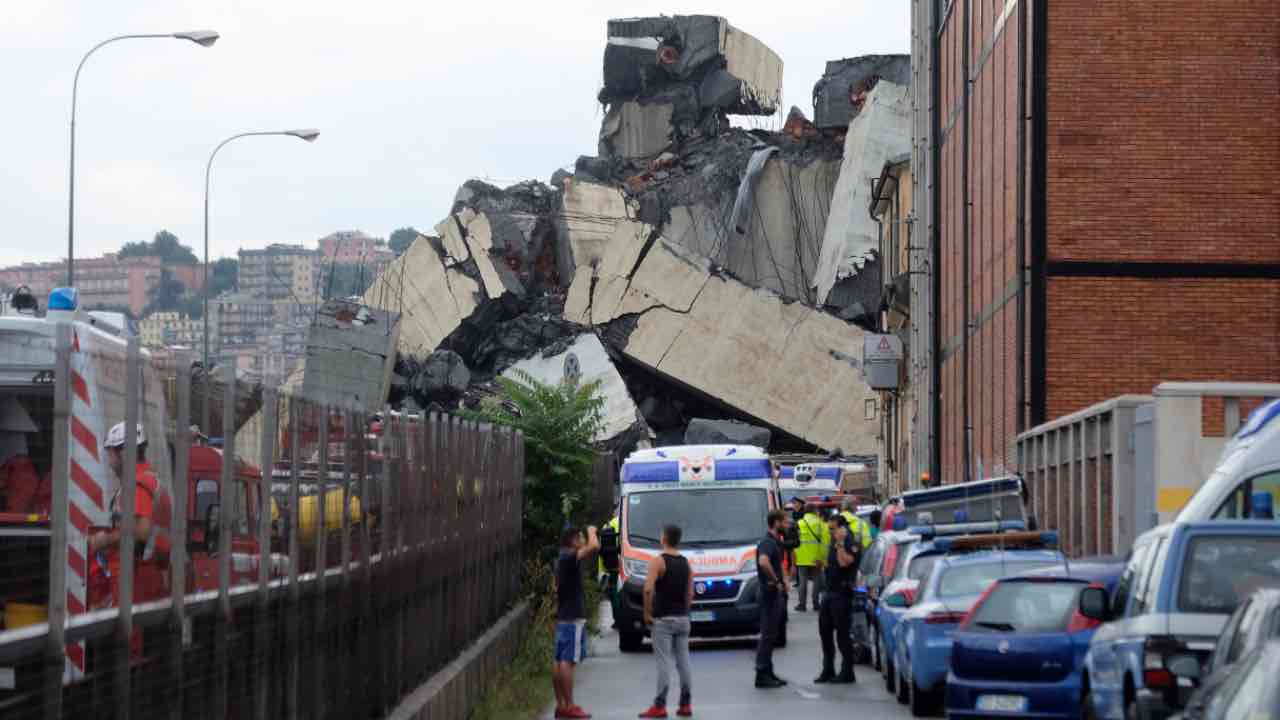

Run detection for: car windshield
[[968, 581, 1081, 632], [937, 560, 1053, 598], [626, 488, 768, 549], [1178, 536, 1280, 615]]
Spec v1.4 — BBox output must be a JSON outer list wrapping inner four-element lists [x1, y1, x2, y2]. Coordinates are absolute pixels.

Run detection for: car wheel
[[1080, 681, 1096, 720], [873, 627, 882, 672], [885, 655, 896, 693], [896, 670, 909, 704], [909, 679, 937, 718], [618, 631, 643, 653]]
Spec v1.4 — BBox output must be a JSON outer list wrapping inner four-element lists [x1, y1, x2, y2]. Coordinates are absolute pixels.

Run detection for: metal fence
[[0, 326, 524, 719]]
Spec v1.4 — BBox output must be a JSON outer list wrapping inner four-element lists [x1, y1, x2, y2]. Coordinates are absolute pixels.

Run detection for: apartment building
[[237, 244, 321, 304]]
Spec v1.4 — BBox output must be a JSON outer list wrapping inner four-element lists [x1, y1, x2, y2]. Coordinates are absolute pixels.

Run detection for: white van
[[1177, 399, 1280, 521], [607, 444, 778, 651]]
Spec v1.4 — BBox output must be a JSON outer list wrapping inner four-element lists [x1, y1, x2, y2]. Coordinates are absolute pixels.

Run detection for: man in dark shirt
[[554, 525, 599, 719], [815, 514, 859, 684], [754, 509, 789, 688]]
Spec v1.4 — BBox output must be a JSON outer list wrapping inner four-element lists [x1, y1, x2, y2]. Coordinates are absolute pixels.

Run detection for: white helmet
[[104, 422, 146, 449]]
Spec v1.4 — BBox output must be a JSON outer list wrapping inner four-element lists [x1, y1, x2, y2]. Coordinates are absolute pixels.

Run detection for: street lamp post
[[201, 129, 319, 430], [67, 30, 219, 287]]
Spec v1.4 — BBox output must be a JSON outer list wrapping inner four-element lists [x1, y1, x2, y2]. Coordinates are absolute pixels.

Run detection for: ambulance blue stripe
[[622, 461, 680, 483], [715, 458, 772, 480]]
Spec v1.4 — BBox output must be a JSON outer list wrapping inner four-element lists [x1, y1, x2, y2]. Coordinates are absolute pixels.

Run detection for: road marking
[[793, 687, 821, 700]]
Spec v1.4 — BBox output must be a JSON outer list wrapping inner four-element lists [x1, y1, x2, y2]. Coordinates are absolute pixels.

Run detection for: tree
[[388, 227, 419, 256], [119, 230, 199, 264], [461, 370, 605, 565], [208, 258, 238, 297], [142, 267, 187, 316], [322, 263, 375, 300]]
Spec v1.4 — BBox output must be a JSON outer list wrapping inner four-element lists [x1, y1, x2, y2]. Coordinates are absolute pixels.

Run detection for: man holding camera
[[814, 514, 859, 684]]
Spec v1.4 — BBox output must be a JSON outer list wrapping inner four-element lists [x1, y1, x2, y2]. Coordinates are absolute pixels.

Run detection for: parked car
[[892, 531, 1064, 716], [945, 558, 1124, 719], [1083, 522, 1280, 720], [1175, 587, 1280, 720], [1170, 640, 1280, 720], [861, 528, 919, 671]]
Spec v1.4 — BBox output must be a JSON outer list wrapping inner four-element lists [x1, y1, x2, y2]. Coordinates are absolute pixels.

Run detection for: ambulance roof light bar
[[932, 531, 1059, 554]]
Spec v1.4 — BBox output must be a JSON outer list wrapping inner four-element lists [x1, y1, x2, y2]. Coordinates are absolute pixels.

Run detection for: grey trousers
[[797, 565, 825, 609], [652, 616, 692, 707]]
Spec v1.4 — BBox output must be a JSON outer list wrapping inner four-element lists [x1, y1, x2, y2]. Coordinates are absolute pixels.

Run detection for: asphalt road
[[543, 603, 915, 720]]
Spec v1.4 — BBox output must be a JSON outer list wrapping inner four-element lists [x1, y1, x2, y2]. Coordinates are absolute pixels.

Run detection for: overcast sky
[[0, 2, 908, 266]]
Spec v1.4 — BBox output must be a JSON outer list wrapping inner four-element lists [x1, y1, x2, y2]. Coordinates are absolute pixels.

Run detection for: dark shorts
[[554, 620, 587, 664]]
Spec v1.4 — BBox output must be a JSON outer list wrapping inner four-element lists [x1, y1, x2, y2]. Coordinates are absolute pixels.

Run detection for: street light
[[66, 30, 220, 286], [201, 129, 320, 384]]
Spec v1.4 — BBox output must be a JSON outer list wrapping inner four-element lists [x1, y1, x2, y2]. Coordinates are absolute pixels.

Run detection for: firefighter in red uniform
[[89, 422, 165, 608]]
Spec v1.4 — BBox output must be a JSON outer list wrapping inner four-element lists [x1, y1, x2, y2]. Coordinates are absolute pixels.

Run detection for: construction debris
[[356, 19, 909, 456], [684, 418, 771, 448], [301, 298, 400, 411]]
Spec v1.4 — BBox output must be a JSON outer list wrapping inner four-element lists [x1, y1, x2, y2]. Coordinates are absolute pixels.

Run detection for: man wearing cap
[[89, 422, 161, 606]]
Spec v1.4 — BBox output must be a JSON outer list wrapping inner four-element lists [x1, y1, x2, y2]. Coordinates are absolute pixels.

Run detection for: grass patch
[[470, 562, 608, 720]]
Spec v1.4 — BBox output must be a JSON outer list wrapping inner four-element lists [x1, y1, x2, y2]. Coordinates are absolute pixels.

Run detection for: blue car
[[945, 559, 1124, 719], [892, 532, 1065, 717], [1083, 521, 1280, 720]]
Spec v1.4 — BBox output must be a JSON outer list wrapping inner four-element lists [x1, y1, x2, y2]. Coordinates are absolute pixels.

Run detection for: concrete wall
[[362, 232, 482, 357], [387, 593, 530, 720], [814, 81, 911, 305]]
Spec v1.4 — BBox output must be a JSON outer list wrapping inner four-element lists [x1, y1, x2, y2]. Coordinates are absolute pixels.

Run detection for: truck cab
[[610, 444, 777, 652]]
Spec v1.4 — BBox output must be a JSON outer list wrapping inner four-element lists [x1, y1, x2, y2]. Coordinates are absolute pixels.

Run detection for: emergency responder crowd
[[551, 482, 876, 718]]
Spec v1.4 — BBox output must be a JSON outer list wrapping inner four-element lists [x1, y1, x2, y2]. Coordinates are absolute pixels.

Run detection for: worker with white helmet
[[88, 422, 163, 606]]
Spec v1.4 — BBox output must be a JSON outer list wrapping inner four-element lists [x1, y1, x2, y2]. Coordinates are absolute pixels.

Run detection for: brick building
[[910, 0, 1280, 484], [0, 255, 205, 317]]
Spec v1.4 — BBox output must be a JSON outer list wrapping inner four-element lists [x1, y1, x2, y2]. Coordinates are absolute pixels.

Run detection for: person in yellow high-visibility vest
[[794, 503, 829, 612], [839, 497, 872, 550]]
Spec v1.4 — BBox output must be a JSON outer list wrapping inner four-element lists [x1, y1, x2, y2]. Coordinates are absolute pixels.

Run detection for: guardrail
[[0, 326, 524, 720]]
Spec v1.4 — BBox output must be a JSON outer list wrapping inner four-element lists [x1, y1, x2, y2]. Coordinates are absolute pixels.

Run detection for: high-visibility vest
[[841, 511, 872, 550], [795, 513, 829, 566], [598, 516, 619, 575]]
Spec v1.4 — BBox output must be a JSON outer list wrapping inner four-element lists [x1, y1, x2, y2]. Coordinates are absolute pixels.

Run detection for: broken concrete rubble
[[301, 298, 401, 411], [503, 333, 649, 445], [814, 80, 912, 306], [602, 15, 782, 116], [684, 418, 770, 448], [812, 55, 911, 129], [357, 17, 907, 458]]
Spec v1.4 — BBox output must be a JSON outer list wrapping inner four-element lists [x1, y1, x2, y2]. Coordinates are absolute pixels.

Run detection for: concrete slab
[[814, 81, 911, 304], [301, 299, 401, 411], [599, 100, 675, 160], [603, 15, 782, 115], [556, 180, 633, 285], [504, 333, 647, 443], [362, 231, 482, 357], [665, 154, 839, 303], [591, 239, 877, 453]]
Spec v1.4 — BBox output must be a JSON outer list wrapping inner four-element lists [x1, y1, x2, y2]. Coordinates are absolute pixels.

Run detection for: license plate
[[690, 611, 715, 623], [976, 695, 1028, 713]]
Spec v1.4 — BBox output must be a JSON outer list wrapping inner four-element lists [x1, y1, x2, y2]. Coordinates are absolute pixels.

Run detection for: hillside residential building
[[237, 244, 321, 304], [0, 255, 205, 317]]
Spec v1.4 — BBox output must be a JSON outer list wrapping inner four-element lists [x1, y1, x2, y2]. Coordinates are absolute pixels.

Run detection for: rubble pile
[[353, 15, 912, 455]]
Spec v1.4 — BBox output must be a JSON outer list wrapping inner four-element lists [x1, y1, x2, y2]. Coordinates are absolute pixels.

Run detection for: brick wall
[[1045, 1, 1280, 263], [1045, 277, 1280, 421]]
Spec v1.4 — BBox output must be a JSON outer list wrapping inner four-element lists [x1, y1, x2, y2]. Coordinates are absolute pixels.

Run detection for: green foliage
[[461, 369, 605, 566], [142, 267, 187, 316], [119, 230, 199, 264], [470, 560, 606, 720], [388, 226, 418, 256], [208, 258, 238, 296]]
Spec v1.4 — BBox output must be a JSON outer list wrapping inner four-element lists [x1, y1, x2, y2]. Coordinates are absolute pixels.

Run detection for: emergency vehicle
[[605, 444, 779, 652], [0, 288, 288, 703]]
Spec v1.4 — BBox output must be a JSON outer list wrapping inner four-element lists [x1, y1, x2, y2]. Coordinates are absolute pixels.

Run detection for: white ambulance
[[608, 444, 779, 652]]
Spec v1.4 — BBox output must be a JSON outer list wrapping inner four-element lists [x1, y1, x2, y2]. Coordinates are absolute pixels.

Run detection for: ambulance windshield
[[626, 488, 768, 549]]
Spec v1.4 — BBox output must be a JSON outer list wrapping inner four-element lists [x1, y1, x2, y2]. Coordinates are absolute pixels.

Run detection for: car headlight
[[624, 557, 649, 579], [737, 555, 757, 575]]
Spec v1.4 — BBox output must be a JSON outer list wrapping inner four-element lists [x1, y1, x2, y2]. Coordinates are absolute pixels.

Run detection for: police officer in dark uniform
[[754, 509, 789, 688], [814, 514, 858, 684]]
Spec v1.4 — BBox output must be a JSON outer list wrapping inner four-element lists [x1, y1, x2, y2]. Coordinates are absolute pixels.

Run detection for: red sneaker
[[563, 707, 593, 719], [677, 704, 693, 717], [638, 706, 668, 718]]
